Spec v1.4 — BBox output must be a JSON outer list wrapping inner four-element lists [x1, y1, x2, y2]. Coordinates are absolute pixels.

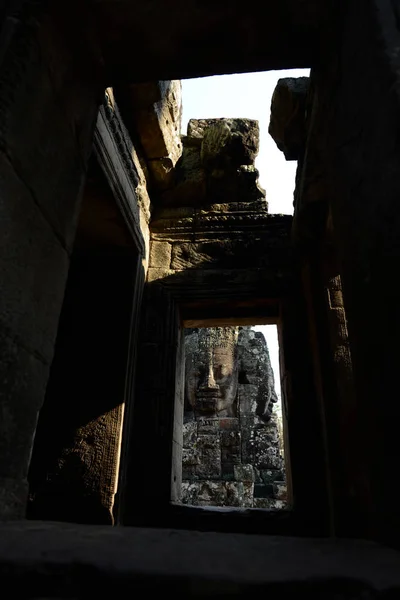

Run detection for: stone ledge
[[0, 522, 400, 596]]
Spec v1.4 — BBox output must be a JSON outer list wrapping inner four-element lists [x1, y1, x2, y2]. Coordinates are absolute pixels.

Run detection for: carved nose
[[199, 363, 219, 390]]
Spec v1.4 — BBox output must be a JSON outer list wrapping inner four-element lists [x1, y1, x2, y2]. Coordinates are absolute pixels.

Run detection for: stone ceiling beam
[[92, 0, 336, 83]]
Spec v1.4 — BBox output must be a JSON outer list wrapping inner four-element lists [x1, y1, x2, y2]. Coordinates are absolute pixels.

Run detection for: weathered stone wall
[[26, 79, 172, 525], [146, 118, 293, 323], [27, 251, 137, 525], [268, 1, 400, 544], [0, 2, 104, 519], [311, 0, 400, 544], [116, 81, 183, 195], [158, 118, 265, 209], [181, 327, 287, 509]]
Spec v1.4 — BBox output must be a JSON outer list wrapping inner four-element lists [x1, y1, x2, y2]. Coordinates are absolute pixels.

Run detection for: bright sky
[[181, 69, 310, 404], [181, 69, 310, 215]]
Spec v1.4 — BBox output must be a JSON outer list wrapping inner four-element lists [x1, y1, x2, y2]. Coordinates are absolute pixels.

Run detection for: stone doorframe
[[121, 211, 331, 536], [25, 87, 151, 525], [85, 91, 149, 522]]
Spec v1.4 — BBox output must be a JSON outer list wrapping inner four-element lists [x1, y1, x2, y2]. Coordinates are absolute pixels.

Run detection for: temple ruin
[[181, 326, 286, 509], [2, 1, 400, 596]]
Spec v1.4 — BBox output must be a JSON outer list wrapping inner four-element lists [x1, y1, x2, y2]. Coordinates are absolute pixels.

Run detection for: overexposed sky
[[181, 69, 310, 215], [180, 70, 310, 401]]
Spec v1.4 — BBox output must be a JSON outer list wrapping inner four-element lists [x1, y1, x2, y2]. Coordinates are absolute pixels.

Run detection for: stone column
[[314, 0, 400, 543], [323, 261, 368, 537], [120, 281, 184, 526], [301, 244, 369, 538], [279, 277, 331, 536], [0, 2, 104, 518]]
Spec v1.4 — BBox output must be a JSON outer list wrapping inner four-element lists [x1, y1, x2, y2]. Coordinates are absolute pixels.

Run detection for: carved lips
[[195, 390, 221, 414]]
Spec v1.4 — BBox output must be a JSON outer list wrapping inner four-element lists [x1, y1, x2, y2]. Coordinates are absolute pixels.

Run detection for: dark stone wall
[[27, 249, 137, 524], [121, 281, 184, 525], [0, 3, 104, 518], [306, 0, 400, 543], [278, 284, 331, 536]]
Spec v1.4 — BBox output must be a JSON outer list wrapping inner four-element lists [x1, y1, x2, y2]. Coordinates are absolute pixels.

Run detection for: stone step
[[0, 521, 400, 597]]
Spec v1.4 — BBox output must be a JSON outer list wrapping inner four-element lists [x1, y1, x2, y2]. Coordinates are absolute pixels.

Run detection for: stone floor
[[1, 521, 400, 598]]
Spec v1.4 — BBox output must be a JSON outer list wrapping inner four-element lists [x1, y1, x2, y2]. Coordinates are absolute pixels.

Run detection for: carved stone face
[[185, 328, 239, 417]]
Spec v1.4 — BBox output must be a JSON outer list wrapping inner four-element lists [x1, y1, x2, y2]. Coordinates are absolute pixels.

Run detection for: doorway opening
[[27, 153, 139, 525], [175, 323, 289, 510]]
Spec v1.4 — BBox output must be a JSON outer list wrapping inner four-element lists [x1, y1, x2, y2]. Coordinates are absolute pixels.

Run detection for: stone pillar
[[323, 261, 368, 536], [0, 3, 104, 518], [279, 277, 331, 536], [27, 250, 138, 524], [120, 282, 184, 526], [313, 0, 400, 543], [301, 245, 369, 537]]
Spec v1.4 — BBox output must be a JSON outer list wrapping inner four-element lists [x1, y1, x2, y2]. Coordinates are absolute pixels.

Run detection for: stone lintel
[[150, 212, 292, 240], [94, 1, 334, 81]]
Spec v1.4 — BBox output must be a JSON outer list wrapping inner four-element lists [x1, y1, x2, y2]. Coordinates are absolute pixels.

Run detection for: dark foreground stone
[[1, 521, 400, 598]]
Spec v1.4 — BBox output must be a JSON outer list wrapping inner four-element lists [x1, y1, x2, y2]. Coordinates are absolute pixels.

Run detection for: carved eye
[[215, 366, 229, 379]]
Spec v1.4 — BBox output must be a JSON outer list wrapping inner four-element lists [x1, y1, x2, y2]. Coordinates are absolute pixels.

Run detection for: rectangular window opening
[[173, 323, 290, 512]]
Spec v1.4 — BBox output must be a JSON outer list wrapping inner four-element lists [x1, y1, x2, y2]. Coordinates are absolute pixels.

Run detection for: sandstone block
[[269, 76, 309, 160], [234, 464, 255, 483], [0, 155, 70, 362], [242, 481, 255, 507], [255, 445, 283, 470], [182, 421, 197, 447], [182, 447, 200, 467], [225, 482, 244, 507], [197, 418, 220, 434], [148, 157, 176, 191], [146, 267, 174, 282], [122, 80, 182, 163], [149, 241, 172, 268], [253, 498, 285, 510], [196, 481, 227, 506], [201, 119, 259, 170], [196, 448, 221, 479], [187, 119, 222, 139], [0, 327, 49, 483], [219, 418, 240, 431], [161, 145, 206, 206]]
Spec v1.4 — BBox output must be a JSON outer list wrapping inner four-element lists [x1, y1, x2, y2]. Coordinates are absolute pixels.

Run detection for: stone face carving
[[238, 327, 279, 423], [185, 327, 239, 417], [181, 326, 287, 509]]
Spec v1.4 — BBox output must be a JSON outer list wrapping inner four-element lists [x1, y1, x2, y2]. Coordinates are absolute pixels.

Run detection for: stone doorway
[[27, 154, 141, 525], [179, 325, 288, 510]]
